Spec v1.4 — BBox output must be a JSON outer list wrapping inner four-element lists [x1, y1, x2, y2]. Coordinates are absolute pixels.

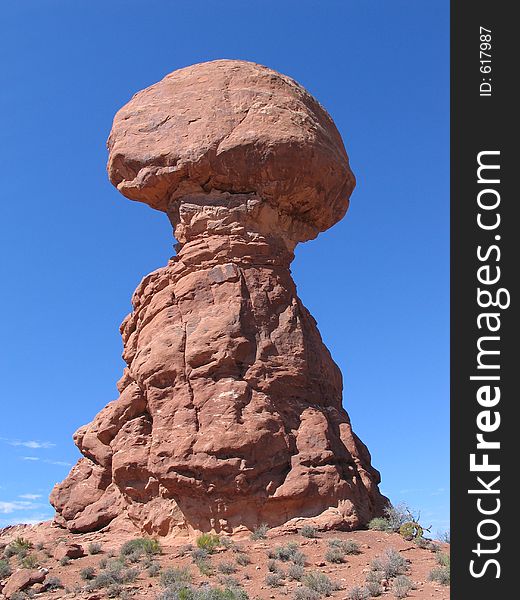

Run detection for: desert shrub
[[196, 559, 213, 576], [217, 562, 236, 575], [142, 554, 154, 568], [104, 557, 126, 571], [436, 552, 450, 567], [219, 537, 233, 549], [46, 576, 64, 590], [34, 542, 44, 551], [371, 549, 409, 579], [269, 542, 306, 566], [347, 587, 370, 600], [87, 565, 138, 589], [148, 562, 161, 577], [12, 537, 33, 552], [367, 518, 391, 531], [341, 540, 361, 555], [365, 570, 384, 584], [88, 542, 102, 555], [179, 544, 194, 556], [224, 588, 249, 600], [301, 572, 339, 596], [121, 567, 138, 583], [196, 534, 221, 554], [5, 537, 33, 559], [0, 558, 12, 578], [250, 524, 269, 540], [429, 565, 450, 585], [9, 594, 29, 600], [192, 548, 210, 562], [16, 549, 28, 560], [143, 554, 155, 567], [235, 552, 250, 566], [325, 547, 345, 564], [365, 580, 382, 597], [156, 585, 192, 600], [120, 537, 161, 557], [126, 549, 142, 563], [218, 575, 240, 588], [59, 556, 71, 566], [99, 556, 109, 569], [161, 567, 193, 587], [265, 572, 284, 587], [414, 537, 433, 550], [327, 539, 360, 555], [196, 586, 249, 600], [399, 522, 423, 540], [291, 550, 306, 566], [385, 503, 417, 531], [438, 530, 450, 544], [182, 582, 247, 599], [89, 571, 118, 589], [294, 588, 320, 600], [299, 525, 318, 539], [267, 559, 281, 573], [287, 564, 305, 581], [81, 566, 96, 581], [107, 583, 124, 598], [392, 575, 413, 598], [20, 551, 38, 567], [268, 542, 296, 561]]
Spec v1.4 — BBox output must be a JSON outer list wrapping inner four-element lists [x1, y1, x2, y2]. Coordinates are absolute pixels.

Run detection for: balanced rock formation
[[50, 60, 386, 536]]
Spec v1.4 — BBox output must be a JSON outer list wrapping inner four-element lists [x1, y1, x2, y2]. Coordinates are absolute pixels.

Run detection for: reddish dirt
[[1, 522, 449, 599]]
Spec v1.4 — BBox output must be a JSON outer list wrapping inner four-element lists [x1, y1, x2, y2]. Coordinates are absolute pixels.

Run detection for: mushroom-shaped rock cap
[[107, 59, 355, 241]]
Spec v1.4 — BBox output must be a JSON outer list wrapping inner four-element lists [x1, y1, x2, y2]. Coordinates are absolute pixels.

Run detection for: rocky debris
[[2, 569, 46, 599], [53, 542, 85, 560], [51, 59, 387, 537]]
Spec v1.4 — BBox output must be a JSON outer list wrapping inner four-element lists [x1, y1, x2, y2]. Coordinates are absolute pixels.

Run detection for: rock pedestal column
[[50, 60, 387, 536]]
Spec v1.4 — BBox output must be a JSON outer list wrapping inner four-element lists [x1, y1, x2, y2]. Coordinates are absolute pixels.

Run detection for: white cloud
[[19, 494, 42, 500], [1, 437, 56, 449], [0, 501, 21, 514], [0, 500, 41, 514], [19, 457, 72, 467], [9, 440, 55, 449], [0, 511, 53, 528], [16, 516, 49, 525]]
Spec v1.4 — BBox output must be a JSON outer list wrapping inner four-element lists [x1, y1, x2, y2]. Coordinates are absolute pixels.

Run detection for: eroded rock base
[[51, 194, 386, 535]]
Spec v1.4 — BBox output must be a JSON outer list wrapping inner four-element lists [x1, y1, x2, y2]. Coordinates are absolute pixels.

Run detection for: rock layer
[[51, 60, 386, 536]]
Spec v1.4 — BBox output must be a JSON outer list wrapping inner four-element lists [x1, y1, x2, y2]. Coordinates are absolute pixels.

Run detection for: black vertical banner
[[451, 2, 514, 598]]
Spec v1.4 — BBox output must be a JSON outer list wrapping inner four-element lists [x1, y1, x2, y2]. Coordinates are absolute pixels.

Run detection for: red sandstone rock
[[51, 60, 386, 536], [107, 59, 355, 244], [3, 569, 46, 598], [53, 542, 86, 560]]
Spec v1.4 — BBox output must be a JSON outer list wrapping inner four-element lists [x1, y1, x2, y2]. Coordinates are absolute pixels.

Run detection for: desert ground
[[0, 522, 449, 600]]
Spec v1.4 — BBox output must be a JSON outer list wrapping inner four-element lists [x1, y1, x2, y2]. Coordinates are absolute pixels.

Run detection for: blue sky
[[0, 1, 449, 535]]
